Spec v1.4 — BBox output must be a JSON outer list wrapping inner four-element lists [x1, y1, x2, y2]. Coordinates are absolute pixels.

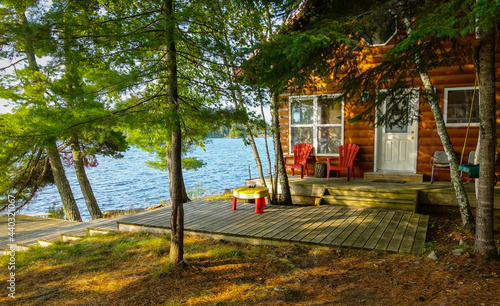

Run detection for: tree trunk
[[243, 124, 272, 205], [422, 79, 475, 233], [474, 26, 498, 257], [217, 18, 268, 190], [46, 141, 82, 222], [261, 98, 276, 203], [243, 125, 267, 187], [164, 0, 185, 267], [16, 7, 81, 222], [262, 5, 276, 203], [71, 139, 103, 220], [167, 148, 190, 203], [271, 93, 292, 205], [403, 17, 475, 233]]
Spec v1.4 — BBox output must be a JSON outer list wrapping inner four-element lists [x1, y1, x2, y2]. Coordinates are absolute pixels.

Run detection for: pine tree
[[0, 1, 82, 221]]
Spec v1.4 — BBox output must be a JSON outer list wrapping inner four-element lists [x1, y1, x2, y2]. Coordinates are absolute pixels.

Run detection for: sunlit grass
[[202, 192, 233, 202], [0, 213, 496, 305]]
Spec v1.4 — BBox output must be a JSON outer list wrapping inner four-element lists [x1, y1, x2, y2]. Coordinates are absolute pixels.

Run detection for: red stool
[[232, 186, 269, 213]]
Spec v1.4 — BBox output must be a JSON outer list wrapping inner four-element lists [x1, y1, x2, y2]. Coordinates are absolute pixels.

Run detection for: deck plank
[[260, 206, 316, 239], [231, 207, 297, 236], [211, 205, 272, 234], [276, 206, 335, 241], [320, 209, 363, 245], [257, 206, 311, 239], [243, 207, 303, 237], [192, 209, 245, 232], [398, 213, 421, 253], [362, 211, 396, 250], [411, 214, 429, 254], [386, 213, 412, 252], [293, 206, 342, 242], [330, 210, 371, 246], [351, 210, 387, 249], [299, 208, 349, 243], [0, 201, 428, 254], [309, 208, 357, 244], [341, 210, 379, 247], [375, 212, 404, 251]]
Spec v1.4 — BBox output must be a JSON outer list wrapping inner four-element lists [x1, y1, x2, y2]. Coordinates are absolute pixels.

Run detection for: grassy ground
[[1, 213, 499, 305]]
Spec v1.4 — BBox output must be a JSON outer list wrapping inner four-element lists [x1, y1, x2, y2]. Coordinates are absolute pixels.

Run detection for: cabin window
[[444, 87, 479, 126], [289, 95, 344, 156]]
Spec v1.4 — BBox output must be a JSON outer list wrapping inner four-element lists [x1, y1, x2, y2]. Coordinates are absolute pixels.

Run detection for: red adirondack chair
[[284, 143, 313, 179], [327, 144, 360, 181]]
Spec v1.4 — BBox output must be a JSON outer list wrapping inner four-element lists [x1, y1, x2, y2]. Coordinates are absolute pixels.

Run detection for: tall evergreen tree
[[0, 0, 82, 221], [0, 0, 128, 220]]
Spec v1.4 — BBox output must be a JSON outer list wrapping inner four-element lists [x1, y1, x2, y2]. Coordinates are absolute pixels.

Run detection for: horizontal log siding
[[344, 102, 374, 177], [417, 54, 500, 181], [279, 40, 500, 181]]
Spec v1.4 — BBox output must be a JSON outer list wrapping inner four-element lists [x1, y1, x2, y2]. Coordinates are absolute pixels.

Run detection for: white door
[[375, 90, 418, 172]]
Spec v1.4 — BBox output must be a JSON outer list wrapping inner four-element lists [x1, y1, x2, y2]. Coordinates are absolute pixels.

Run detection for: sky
[[0, 100, 13, 114]]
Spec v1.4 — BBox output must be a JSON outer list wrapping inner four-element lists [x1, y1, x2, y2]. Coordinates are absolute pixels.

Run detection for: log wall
[[280, 38, 500, 182]]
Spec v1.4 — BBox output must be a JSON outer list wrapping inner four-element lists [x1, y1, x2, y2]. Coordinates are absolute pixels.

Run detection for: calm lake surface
[[20, 138, 275, 221]]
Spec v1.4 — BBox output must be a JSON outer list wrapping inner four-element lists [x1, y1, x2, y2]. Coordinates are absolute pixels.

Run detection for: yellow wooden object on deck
[[232, 186, 269, 213], [232, 187, 269, 199]]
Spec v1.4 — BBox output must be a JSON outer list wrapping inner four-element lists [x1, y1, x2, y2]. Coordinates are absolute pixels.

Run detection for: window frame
[[443, 86, 480, 127], [289, 94, 344, 156]]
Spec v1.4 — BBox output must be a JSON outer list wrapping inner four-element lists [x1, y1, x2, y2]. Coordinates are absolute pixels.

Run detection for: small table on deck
[[232, 186, 269, 213]]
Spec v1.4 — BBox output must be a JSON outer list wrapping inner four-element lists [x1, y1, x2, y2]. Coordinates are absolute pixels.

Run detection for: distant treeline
[[206, 124, 271, 138]]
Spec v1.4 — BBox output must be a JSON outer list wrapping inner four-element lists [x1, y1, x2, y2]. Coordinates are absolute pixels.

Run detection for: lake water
[[20, 138, 275, 221]]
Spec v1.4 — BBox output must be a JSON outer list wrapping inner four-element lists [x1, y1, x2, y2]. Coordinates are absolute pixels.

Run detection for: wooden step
[[363, 172, 424, 182], [322, 195, 415, 211], [61, 234, 84, 242], [325, 188, 415, 200]]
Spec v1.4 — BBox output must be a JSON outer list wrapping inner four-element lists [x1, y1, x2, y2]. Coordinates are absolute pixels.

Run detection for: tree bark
[[71, 139, 103, 220], [216, 15, 268, 190], [167, 148, 190, 203], [164, 0, 185, 267], [421, 78, 475, 233], [271, 93, 292, 205], [262, 4, 277, 203], [243, 125, 267, 187], [46, 141, 82, 222], [15, 7, 82, 222], [474, 25, 498, 257], [261, 98, 276, 203], [403, 17, 475, 233]]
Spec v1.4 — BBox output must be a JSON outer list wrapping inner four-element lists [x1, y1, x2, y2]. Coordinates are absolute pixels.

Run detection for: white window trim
[[289, 94, 344, 156], [443, 86, 480, 127]]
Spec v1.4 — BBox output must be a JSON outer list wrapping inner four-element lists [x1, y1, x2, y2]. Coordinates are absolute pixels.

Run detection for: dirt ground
[[1, 213, 499, 305]]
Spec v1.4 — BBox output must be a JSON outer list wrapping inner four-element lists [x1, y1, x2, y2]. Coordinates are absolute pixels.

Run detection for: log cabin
[[279, 1, 500, 182]]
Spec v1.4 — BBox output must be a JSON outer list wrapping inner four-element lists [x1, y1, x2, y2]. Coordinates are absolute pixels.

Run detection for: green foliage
[[187, 183, 208, 200], [0, 0, 128, 213], [245, 0, 499, 127], [423, 242, 435, 252], [47, 202, 65, 219], [206, 123, 271, 139], [158, 198, 169, 206]]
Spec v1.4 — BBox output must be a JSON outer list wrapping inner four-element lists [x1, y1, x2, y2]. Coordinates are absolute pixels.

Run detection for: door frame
[[373, 88, 419, 173]]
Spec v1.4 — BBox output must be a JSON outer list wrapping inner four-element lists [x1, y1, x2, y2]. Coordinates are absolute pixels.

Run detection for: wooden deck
[[249, 176, 500, 215], [0, 200, 428, 254]]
